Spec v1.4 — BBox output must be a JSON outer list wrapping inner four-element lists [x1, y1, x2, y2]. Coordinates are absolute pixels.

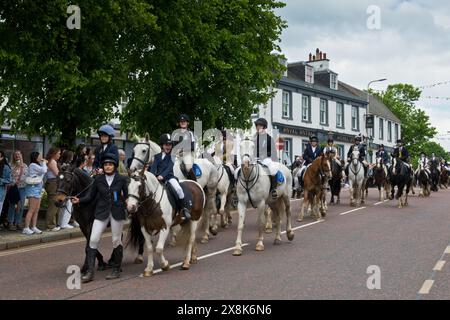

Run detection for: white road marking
[[418, 280, 435, 294], [433, 260, 446, 271], [339, 207, 367, 216], [285, 220, 324, 233], [444, 246, 450, 255]]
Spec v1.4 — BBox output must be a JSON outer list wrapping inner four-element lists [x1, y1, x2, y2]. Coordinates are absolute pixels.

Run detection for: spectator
[[7, 151, 28, 231], [57, 149, 75, 229], [83, 153, 95, 176], [44, 147, 61, 231], [75, 144, 87, 158], [0, 151, 12, 230], [118, 149, 128, 176], [23, 152, 48, 235], [59, 149, 74, 171]]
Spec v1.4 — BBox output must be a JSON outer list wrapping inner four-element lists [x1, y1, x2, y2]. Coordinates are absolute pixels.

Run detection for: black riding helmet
[[101, 153, 118, 167], [327, 137, 334, 143], [178, 114, 190, 123], [310, 136, 318, 142], [159, 133, 173, 146], [254, 118, 268, 129]]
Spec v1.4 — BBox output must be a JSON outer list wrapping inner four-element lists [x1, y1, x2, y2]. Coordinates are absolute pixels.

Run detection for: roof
[[338, 81, 401, 123]]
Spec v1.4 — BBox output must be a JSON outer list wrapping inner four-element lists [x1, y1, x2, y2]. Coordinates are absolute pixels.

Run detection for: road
[[1, 187, 450, 300]]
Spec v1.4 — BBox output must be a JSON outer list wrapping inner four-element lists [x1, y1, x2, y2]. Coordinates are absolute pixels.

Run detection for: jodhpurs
[[89, 214, 124, 249], [168, 178, 184, 199]]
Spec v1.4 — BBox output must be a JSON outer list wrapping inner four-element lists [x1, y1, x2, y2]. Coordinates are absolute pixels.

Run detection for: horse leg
[[264, 206, 273, 234], [155, 228, 170, 272], [314, 194, 321, 221], [201, 194, 215, 243], [141, 227, 154, 277], [397, 186, 403, 208], [349, 182, 355, 206], [232, 201, 247, 256], [219, 192, 228, 228], [283, 195, 294, 241], [135, 236, 145, 264], [181, 220, 198, 270], [298, 191, 307, 222], [255, 202, 266, 252], [272, 207, 282, 245]]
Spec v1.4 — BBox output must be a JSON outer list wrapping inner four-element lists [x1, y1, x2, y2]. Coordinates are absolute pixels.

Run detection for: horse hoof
[[287, 231, 294, 241], [134, 257, 144, 264], [297, 217, 303, 222], [273, 239, 282, 246], [190, 257, 198, 264], [321, 212, 327, 217], [232, 249, 242, 256], [265, 228, 272, 234], [200, 237, 209, 244], [180, 263, 190, 270], [161, 263, 170, 272], [143, 270, 153, 277], [255, 244, 265, 252], [210, 228, 218, 236]]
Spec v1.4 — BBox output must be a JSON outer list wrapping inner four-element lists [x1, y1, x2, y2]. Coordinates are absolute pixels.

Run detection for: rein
[[238, 162, 260, 209], [131, 142, 152, 168], [128, 174, 165, 212]]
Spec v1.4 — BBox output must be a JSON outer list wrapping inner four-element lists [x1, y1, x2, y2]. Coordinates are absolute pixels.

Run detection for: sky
[[275, 0, 450, 149]]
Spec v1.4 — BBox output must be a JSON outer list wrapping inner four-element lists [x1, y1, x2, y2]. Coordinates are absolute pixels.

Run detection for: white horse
[[127, 170, 205, 275], [347, 148, 366, 207], [129, 139, 220, 244], [232, 139, 294, 256]]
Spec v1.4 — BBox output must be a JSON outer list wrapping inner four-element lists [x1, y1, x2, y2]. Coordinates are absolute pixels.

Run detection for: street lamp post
[[366, 78, 387, 162]]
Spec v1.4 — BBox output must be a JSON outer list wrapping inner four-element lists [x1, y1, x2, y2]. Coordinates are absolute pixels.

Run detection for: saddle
[[256, 161, 285, 185], [165, 181, 194, 214], [180, 162, 202, 181]]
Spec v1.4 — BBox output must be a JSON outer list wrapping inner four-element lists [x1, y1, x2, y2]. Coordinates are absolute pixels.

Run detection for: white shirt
[[105, 174, 115, 186]]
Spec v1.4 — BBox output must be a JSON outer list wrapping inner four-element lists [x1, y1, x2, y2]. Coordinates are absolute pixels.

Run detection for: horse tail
[[126, 214, 145, 251]]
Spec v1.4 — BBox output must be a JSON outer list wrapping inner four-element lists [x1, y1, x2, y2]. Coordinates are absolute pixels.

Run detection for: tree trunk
[[58, 123, 77, 151]]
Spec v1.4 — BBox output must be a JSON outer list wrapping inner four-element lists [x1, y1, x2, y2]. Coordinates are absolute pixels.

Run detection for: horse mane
[[72, 167, 93, 196], [136, 175, 167, 234]]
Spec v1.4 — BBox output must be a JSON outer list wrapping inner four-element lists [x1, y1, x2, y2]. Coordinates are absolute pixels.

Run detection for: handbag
[[25, 175, 43, 185]]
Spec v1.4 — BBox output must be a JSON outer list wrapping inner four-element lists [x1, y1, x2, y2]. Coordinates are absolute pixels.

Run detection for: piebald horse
[[415, 161, 431, 197], [127, 169, 205, 275], [232, 139, 294, 256], [347, 148, 366, 207], [298, 154, 332, 221], [372, 157, 390, 201]]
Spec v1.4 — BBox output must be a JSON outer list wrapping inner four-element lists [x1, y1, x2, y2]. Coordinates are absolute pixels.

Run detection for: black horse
[[55, 166, 147, 271], [388, 157, 412, 208], [329, 159, 343, 204], [429, 160, 440, 192]]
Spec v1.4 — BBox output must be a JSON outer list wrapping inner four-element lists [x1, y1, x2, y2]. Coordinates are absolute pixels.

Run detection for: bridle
[[318, 156, 332, 184], [57, 169, 93, 199], [237, 158, 260, 209], [128, 173, 164, 212], [131, 142, 152, 168]]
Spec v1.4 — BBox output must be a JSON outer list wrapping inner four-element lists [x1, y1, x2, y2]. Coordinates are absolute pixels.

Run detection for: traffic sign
[[276, 137, 285, 151]]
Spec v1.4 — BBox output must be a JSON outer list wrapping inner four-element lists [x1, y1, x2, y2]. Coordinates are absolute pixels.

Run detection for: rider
[[323, 138, 339, 161], [253, 118, 279, 199], [392, 139, 410, 163], [172, 114, 198, 179], [417, 151, 431, 176], [71, 153, 128, 283], [93, 124, 119, 174], [303, 136, 323, 166], [375, 144, 389, 165], [149, 134, 192, 222], [345, 135, 368, 177]]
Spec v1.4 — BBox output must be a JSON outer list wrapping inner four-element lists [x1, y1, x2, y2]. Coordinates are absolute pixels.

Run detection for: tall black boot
[[180, 198, 192, 222], [106, 245, 123, 280], [81, 247, 97, 283]]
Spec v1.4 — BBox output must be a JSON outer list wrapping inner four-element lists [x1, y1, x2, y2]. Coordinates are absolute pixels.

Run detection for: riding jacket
[[393, 146, 409, 162], [148, 152, 176, 182], [303, 144, 323, 166], [93, 143, 119, 169], [375, 150, 389, 164]]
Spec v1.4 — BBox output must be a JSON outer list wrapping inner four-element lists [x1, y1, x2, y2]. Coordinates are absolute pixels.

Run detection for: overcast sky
[[275, 0, 450, 147]]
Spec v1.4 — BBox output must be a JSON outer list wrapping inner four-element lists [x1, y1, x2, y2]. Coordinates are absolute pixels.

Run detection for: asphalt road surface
[[1, 187, 450, 300]]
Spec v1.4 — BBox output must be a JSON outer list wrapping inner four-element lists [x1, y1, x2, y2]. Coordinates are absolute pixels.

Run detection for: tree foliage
[[0, 0, 287, 148], [375, 84, 438, 159]]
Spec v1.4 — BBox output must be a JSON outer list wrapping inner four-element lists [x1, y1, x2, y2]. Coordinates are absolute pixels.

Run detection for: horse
[[347, 148, 366, 207], [54, 166, 110, 274], [429, 159, 440, 192], [292, 165, 304, 199], [415, 161, 431, 197], [298, 154, 332, 221], [388, 157, 412, 208], [372, 157, 390, 202], [232, 138, 294, 256], [329, 159, 344, 205], [126, 169, 205, 275], [440, 165, 449, 189], [129, 138, 220, 244]]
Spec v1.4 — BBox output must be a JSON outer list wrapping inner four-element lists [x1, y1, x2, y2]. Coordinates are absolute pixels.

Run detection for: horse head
[[127, 171, 148, 214], [320, 154, 332, 180], [351, 147, 360, 167], [376, 157, 383, 168], [240, 137, 255, 169], [55, 164, 77, 207], [129, 136, 161, 172]]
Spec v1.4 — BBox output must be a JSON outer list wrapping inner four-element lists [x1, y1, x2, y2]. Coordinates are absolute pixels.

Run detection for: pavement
[[1, 186, 450, 300]]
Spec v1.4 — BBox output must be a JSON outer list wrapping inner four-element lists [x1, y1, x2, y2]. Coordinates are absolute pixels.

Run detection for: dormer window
[[305, 65, 314, 84], [330, 73, 338, 90]]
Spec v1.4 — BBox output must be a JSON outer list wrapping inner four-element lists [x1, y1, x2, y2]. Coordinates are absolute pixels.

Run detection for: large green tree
[[120, 0, 287, 137], [375, 84, 437, 159], [409, 141, 449, 165], [0, 0, 157, 148]]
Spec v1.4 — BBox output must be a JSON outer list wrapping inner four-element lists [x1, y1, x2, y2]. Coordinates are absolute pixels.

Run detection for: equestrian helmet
[[159, 133, 173, 146], [327, 137, 334, 143], [396, 139, 403, 144], [97, 124, 115, 138], [178, 114, 190, 122], [379, 144, 384, 148], [101, 153, 118, 167], [254, 118, 268, 129], [309, 136, 318, 142], [354, 135, 362, 142]]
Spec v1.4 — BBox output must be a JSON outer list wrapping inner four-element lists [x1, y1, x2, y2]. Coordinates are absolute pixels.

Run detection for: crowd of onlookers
[[0, 144, 127, 236]]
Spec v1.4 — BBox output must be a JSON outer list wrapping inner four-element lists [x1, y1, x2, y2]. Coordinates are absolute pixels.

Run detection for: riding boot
[[179, 198, 192, 222], [270, 175, 278, 199], [345, 164, 349, 177], [81, 247, 97, 283], [106, 245, 123, 280]]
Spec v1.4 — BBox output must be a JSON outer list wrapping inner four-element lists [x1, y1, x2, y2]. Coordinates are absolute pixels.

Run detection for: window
[[395, 123, 399, 141], [379, 118, 384, 140], [336, 102, 344, 128], [388, 121, 392, 142], [283, 139, 292, 166], [282, 90, 291, 119], [351, 106, 359, 131], [302, 140, 309, 153], [320, 99, 328, 125], [330, 73, 338, 90], [302, 95, 311, 122], [305, 65, 314, 84], [336, 144, 345, 159]]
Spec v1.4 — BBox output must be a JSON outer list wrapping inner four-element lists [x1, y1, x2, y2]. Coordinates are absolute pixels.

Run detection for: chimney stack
[[319, 51, 323, 60], [309, 53, 312, 62], [323, 53, 327, 59]]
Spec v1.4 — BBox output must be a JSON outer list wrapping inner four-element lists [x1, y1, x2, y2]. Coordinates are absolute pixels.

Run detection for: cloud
[[276, 0, 450, 135]]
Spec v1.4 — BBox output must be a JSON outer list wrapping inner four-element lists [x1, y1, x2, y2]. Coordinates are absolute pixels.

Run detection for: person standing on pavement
[[23, 152, 48, 235], [0, 151, 12, 227], [7, 151, 28, 231], [117, 149, 128, 176], [44, 147, 61, 232], [71, 153, 128, 282]]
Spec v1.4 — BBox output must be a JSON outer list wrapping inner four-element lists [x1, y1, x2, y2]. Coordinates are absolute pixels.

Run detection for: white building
[[254, 49, 401, 164]]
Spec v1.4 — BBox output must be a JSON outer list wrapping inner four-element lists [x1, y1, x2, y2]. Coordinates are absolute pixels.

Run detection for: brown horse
[[372, 157, 390, 201], [440, 165, 449, 189], [298, 154, 332, 221]]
